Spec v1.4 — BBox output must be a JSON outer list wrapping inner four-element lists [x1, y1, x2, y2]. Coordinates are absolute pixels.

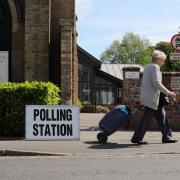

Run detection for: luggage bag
[[97, 105, 131, 143]]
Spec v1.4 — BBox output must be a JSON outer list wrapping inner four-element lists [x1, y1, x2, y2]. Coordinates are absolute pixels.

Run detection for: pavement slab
[[0, 113, 180, 156], [0, 131, 180, 156]]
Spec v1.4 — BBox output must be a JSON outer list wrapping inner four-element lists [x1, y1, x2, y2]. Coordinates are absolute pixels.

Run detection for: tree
[[155, 41, 180, 71], [100, 40, 123, 63], [100, 32, 153, 64]]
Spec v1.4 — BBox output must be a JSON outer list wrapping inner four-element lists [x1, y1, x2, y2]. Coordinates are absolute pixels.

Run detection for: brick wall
[[162, 72, 180, 130], [59, 19, 73, 103], [51, 0, 78, 104], [6, 0, 78, 104], [123, 67, 180, 130], [59, 19, 78, 104], [24, 0, 49, 81]]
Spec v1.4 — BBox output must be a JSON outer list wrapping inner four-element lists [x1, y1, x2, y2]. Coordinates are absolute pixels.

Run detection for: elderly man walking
[[131, 50, 178, 144]]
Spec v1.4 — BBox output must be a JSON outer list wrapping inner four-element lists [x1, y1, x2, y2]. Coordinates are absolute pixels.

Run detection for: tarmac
[[0, 113, 180, 156]]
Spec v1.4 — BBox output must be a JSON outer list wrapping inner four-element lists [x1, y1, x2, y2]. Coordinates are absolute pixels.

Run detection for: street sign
[[171, 34, 180, 52], [171, 77, 180, 90], [170, 52, 180, 60], [0, 51, 9, 82], [125, 71, 139, 79], [25, 105, 80, 140]]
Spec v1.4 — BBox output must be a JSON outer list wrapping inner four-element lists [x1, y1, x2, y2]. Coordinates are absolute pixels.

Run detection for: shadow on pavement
[[0, 137, 24, 141], [80, 126, 100, 131], [83, 141, 142, 149]]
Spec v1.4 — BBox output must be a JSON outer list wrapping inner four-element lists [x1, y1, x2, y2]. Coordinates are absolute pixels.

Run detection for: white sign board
[[0, 51, 9, 82], [25, 105, 80, 140], [171, 77, 180, 90], [170, 52, 180, 61], [125, 71, 139, 79]]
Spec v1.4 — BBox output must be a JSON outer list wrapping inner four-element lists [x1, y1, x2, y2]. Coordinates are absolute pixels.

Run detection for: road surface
[[0, 154, 180, 180]]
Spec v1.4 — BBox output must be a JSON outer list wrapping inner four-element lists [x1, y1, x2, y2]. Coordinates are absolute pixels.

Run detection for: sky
[[76, 0, 180, 59]]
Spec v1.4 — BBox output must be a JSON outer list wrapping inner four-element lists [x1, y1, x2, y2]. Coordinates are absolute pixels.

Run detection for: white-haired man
[[131, 50, 178, 144]]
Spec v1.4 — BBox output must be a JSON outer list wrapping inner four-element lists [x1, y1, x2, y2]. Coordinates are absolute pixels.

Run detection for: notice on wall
[[171, 77, 180, 90], [25, 105, 80, 140], [125, 71, 139, 79], [0, 51, 9, 82], [170, 53, 180, 61]]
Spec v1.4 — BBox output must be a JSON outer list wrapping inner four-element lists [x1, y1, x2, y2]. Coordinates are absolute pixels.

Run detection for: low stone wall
[[162, 72, 180, 130], [123, 67, 180, 130]]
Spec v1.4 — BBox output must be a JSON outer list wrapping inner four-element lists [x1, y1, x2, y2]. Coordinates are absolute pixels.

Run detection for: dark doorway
[[0, 0, 12, 81], [0, 0, 11, 51]]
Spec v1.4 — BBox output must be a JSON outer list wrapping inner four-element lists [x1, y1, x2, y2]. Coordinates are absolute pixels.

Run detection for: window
[[78, 61, 122, 106], [95, 77, 116, 105], [78, 62, 93, 104]]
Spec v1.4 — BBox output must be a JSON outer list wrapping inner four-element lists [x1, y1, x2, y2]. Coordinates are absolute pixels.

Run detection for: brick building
[[0, 0, 78, 104]]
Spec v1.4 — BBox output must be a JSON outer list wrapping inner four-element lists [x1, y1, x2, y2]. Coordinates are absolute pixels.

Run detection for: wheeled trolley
[[97, 105, 131, 143]]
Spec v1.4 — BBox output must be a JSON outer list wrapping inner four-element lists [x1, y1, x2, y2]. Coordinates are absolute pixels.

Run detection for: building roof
[[100, 64, 144, 80], [77, 46, 145, 81], [77, 46, 101, 68]]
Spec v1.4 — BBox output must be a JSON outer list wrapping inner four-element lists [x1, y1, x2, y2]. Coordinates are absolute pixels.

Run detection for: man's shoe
[[162, 137, 178, 143], [131, 139, 148, 145]]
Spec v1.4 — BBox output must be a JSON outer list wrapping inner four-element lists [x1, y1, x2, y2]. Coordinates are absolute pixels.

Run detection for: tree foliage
[[155, 41, 180, 72], [100, 32, 153, 64]]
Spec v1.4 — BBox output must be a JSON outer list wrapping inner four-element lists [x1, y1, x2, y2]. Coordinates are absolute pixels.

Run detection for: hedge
[[0, 81, 61, 137]]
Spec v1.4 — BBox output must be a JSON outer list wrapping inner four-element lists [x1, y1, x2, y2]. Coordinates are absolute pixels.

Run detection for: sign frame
[[0, 51, 9, 82], [171, 77, 180, 90], [25, 105, 80, 141], [125, 71, 140, 79], [171, 34, 180, 52], [170, 52, 180, 61]]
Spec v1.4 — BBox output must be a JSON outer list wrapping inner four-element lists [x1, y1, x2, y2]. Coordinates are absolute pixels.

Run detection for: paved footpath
[[0, 113, 180, 156]]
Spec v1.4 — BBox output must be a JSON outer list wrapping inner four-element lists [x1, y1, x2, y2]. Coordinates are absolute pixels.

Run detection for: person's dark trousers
[[154, 106, 172, 139], [131, 106, 172, 141]]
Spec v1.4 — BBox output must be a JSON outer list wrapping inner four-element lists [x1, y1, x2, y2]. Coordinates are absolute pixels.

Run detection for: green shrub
[[96, 106, 110, 113], [0, 81, 61, 137], [81, 105, 111, 113], [75, 99, 83, 110], [81, 105, 96, 113]]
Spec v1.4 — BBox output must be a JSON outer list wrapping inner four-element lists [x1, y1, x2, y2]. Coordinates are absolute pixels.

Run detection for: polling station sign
[[25, 105, 80, 140]]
